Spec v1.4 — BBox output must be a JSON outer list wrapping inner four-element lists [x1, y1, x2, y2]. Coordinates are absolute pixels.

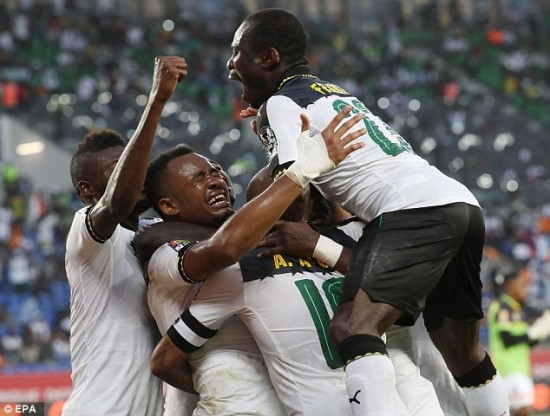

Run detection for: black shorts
[[340, 203, 484, 331]]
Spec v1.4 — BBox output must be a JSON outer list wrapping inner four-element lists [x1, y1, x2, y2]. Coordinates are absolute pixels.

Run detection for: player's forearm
[[102, 99, 166, 218], [187, 174, 305, 279], [333, 247, 352, 274], [101, 56, 185, 222], [257, 222, 352, 274], [185, 108, 365, 281], [150, 335, 197, 394]]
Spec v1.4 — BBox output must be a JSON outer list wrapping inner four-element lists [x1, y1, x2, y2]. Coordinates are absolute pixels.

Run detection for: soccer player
[[226, 8, 509, 416], [488, 259, 550, 416], [138, 145, 285, 415], [63, 56, 186, 415], [252, 166, 446, 416], [141, 110, 368, 414]]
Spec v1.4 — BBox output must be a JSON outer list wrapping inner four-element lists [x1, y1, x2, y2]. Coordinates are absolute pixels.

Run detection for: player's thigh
[[423, 203, 485, 332], [341, 206, 463, 327]]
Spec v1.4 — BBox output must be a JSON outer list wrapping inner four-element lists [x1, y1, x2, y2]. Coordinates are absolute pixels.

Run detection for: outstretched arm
[[150, 335, 196, 394], [184, 106, 366, 281], [256, 220, 352, 274], [90, 56, 187, 238]]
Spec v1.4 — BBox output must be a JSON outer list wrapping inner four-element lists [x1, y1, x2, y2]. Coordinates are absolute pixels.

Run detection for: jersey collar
[[276, 65, 315, 91]]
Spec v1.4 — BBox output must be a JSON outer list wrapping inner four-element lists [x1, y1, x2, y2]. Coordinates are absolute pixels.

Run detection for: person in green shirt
[[488, 258, 550, 416]]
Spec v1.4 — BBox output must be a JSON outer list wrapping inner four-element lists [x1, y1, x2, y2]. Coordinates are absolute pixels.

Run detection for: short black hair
[[70, 129, 125, 193], [244, 8, 308, 66], [494, 258, 529, 287], [144, 144, 195, 217]]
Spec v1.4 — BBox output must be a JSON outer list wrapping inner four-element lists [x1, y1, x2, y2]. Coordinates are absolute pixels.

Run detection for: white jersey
[[163, 241, 355, 415], [147, 243, 285, 416], [257, 66, 479, 223], [63, 206, 163, 416]]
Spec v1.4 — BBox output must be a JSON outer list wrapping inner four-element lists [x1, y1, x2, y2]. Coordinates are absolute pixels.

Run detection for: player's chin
[[244, 90, 267, 110], [211, 207, 235, 225], [242, 88, 259, 108]]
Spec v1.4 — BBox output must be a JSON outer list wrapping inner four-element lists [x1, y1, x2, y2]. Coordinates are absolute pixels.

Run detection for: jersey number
[[295, 276, 344, 369], [332, 99, 413, 156]]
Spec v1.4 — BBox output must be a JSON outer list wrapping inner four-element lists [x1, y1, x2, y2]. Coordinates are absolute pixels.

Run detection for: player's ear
[[77, 180, 94, 197], [158, 198, 179, 217], [260, 47, 280, 69]]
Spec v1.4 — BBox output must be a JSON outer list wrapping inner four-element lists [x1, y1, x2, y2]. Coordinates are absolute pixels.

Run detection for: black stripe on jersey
[[176, 241, 200, 284], [84, 205, 109, 243], [335, 215, 361, 228], [275, 74, 352, 108], [166, 326, 201, 354], [181, 309, 218, 340], [271, 161, 293, 184]]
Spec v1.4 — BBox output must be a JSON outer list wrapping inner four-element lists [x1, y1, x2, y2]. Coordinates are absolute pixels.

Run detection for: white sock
[[345, 355, 396, 416], [462, 372, 510, 416]]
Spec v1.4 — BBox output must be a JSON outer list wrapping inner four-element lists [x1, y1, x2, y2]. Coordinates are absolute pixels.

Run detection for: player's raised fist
[[151, 56, 188, 103]]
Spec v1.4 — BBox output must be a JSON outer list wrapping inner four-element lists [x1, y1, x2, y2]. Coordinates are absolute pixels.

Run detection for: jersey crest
[[258, 123, 277, 159], [167, 239, 192, 253]]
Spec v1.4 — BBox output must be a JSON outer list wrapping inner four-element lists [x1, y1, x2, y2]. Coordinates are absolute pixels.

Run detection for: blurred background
[[1, 0, 550, 413]]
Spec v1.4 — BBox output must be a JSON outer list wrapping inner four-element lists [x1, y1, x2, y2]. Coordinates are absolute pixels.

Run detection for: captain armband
[[175, 241, 199, 284], [313, 235, 344, 267]]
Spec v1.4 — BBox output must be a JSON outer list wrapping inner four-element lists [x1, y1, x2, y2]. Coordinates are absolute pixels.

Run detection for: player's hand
[[285, 106, 366, 187], [321, 105, 365, 165], [239, 107, 259, 135], [240, 107, 258, 118], [151, 56, 187, 103], [256, 221, 319, 258]]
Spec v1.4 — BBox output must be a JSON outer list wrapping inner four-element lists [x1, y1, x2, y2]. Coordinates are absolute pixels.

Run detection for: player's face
[[209, 159, 235, 205], [164, 153, 234, 226], [83, 146, 124, 200], [227, 22, 272, 108]]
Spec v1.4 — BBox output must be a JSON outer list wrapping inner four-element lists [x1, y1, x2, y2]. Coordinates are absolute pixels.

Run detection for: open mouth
[[207, 193, 229, 208]]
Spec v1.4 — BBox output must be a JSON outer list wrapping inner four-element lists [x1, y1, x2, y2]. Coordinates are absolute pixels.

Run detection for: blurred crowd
[[0, 163, 75, 371], [1, 0, 550, 370]]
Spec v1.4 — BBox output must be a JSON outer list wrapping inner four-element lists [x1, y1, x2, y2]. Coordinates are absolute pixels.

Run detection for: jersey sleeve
[[65, 206, 117, 262], [262, 95, 303, 174], [167, 267, 245, 353], [147, 240, 197, 288]]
